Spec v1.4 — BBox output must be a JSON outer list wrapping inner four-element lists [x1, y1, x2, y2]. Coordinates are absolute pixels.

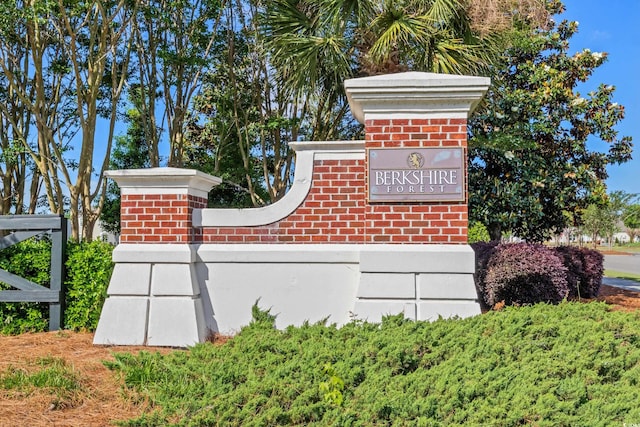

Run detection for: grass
[[0, 356, 83, 409], [107, 303, 640, 426], [604, 243, 640, 254], [605, 269, 640, 283]]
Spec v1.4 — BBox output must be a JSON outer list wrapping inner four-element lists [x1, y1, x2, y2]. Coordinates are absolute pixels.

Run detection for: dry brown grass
[[0, 332, 178, 427]]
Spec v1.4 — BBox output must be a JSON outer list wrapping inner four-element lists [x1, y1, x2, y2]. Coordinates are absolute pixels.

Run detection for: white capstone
[[105, 167, 221, 198], [345, 71, 491, 122]]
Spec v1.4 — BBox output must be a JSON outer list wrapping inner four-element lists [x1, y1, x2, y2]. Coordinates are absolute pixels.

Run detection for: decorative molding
[[194, 141, 366, 227], [345, 71, 491, 123], [106, 167, 221, 198]]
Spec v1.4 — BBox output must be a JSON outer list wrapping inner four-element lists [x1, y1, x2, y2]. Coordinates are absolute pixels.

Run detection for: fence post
[[49, 216, 67, 330]]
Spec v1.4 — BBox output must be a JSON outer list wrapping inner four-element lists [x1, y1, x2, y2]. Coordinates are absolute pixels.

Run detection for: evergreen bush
[[64, 241, 115, 331], [108, 303, 640, 426], [468, 221, 490, 243], [0, 239, 51, 334]]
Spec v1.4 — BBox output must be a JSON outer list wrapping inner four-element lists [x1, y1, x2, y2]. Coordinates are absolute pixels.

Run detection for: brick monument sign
[[94, 72, 490, 347]]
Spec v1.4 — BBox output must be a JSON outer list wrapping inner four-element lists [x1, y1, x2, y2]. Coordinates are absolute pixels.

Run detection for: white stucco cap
[[105, 167, 222, 197], [344, 71, 491, 123]]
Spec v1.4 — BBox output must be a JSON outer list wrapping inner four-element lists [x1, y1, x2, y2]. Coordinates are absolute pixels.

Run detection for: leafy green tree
[[130, 0, 224, 168], [263, 0, 502, 95], [469, 1, 632, 242], [0, 0, 135, 240], [622, 204, 640, 243], [99, 103, 153, 234], [0, 28, 38, 215], [581, 203, 617, 248], [190, 0, 363, 207]]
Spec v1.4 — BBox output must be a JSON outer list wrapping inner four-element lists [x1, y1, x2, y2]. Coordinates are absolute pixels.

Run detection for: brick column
[[344, 72, 489, 244], [115, 168, 219, 243], [363, 117, 469, 243], [345, 71, 490, 320]]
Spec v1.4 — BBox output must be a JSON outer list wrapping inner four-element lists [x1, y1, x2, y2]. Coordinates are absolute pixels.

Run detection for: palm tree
[[259, 0, 500, 101]]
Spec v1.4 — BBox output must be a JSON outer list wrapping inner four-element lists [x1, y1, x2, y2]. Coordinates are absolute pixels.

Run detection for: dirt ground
[[0, 284, 639, 427]]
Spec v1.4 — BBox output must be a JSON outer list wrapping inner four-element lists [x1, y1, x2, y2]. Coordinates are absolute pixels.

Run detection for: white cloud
[[590, 30, 611, 41]]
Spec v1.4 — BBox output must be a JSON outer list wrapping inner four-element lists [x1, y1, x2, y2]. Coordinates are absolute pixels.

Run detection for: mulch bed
[[596, 284, 640, 311], [0, 284, 638, 426]]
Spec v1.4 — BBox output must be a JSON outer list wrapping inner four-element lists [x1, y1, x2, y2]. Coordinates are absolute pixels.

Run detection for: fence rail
[[0, 215, 67, 330]]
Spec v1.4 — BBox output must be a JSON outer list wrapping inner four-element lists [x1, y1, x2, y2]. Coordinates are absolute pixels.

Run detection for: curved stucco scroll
[[192, 140, 365, 227]]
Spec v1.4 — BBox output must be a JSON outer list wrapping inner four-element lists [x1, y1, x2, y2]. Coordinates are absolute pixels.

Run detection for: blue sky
[[562, 0, 639, 195]]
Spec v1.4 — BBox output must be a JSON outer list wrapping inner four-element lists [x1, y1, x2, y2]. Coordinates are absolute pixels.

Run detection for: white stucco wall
[[195, 244, 480, 336]]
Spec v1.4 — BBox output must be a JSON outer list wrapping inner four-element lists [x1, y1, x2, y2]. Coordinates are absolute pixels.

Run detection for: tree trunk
[[488, 223, 502, 242]]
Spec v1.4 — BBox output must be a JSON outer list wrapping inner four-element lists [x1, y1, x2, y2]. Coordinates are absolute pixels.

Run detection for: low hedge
[[554, 245, 604, 299], [108, 303, 640, 426], [473, 243, 605, 308], [0, 239, 114, 334]]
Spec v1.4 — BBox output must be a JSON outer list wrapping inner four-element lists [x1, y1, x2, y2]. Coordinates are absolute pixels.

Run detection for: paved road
[[604, 254, 640, 275]]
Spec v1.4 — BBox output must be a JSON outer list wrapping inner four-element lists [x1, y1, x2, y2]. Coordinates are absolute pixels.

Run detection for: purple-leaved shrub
[[471, 241, 500, 310], [579, 247, 604, 298], [482, 243, 569, 307], [554, 245, 584, 299]]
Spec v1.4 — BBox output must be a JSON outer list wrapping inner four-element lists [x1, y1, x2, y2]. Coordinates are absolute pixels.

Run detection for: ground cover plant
[[108, 302, 640, 426], [0, 356, 83, 410]]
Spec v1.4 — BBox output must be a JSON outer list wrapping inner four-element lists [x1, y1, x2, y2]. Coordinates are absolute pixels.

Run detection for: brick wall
[[363, 118, 468, 243], [120, 193, 207, 243], [198, 117, 468, 244]]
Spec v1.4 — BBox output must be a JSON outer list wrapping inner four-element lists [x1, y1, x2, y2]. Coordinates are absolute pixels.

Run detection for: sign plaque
[[368, 147, 465, 202]]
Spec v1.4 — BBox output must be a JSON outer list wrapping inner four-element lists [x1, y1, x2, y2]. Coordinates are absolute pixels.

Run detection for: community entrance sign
[[368, 147, 465, 202], [94, 72, 491, 347]]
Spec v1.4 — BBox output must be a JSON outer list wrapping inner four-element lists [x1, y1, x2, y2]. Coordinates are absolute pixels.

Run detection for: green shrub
[[109, 303, 640, 426], [0, 239, 51, 334], [64, 240, 114, 331], [0, 239, 114, 334], [468, 221, 490, 243]]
